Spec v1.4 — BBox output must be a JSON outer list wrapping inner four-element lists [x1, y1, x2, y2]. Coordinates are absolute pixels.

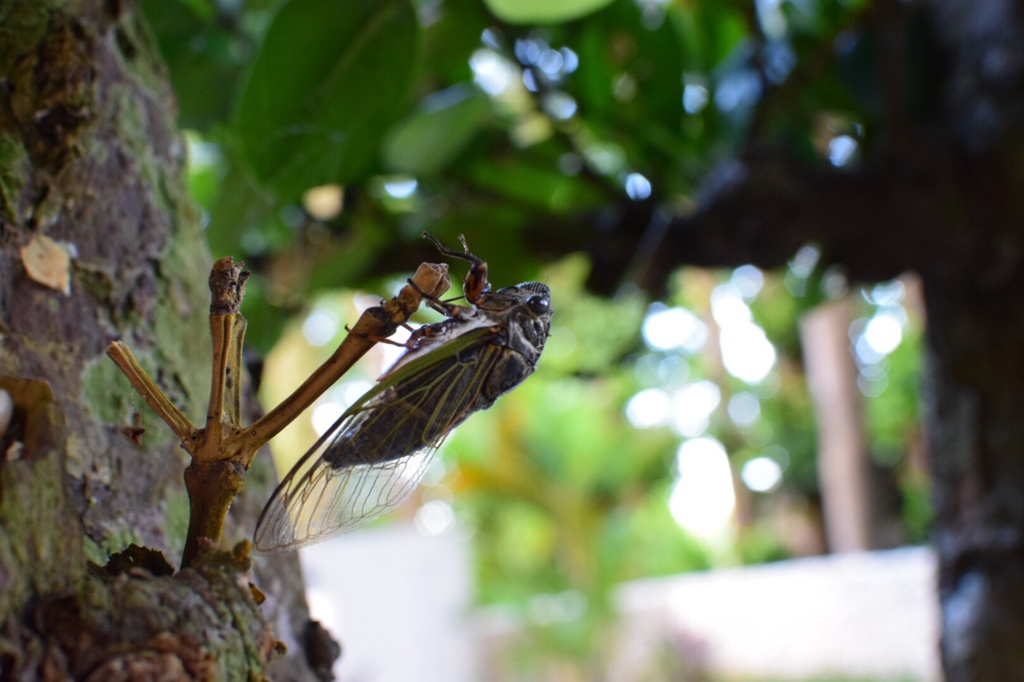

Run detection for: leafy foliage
[[235, 0, 418, 195]]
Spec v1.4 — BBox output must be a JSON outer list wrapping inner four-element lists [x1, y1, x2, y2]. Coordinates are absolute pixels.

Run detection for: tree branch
[[639, 148, 972, 288]]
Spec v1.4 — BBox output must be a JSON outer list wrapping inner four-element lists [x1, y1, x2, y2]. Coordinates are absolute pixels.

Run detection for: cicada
[[254, 233, 553, 551]]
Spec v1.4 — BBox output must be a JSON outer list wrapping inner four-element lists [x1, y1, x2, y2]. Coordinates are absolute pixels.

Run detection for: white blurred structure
[[611, 547, 940, 681], [300, 524, 478, 682], [301, 526, 939, 681]]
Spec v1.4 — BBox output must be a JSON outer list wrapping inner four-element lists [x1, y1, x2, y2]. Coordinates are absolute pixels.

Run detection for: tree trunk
[[924, 279, 1024, 680], [0, 2, 332, 679]]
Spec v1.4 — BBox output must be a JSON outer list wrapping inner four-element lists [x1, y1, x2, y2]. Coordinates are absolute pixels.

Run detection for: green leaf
[[176, 0, 215, 21], [570, 2, 685, 134], [203, 141, 280, 259], [421, 0, 490, 83], [382, 86, 491, 176], [464, 157, 605, 215], [141, 0, 246, 130], [484, 0, 615, 24], [234, 0, 418, 197]]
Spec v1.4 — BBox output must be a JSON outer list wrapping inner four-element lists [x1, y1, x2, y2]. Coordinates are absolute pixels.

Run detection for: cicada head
[[496, 281, 552, 362]]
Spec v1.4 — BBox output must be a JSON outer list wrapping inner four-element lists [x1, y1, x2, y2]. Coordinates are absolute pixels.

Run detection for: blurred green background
[[142, 0, 926, 675]]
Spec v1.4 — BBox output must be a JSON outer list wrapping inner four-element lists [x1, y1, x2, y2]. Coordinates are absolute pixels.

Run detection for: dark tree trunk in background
[[0, 1, 331, 679], [924, 281, 1024, 680]]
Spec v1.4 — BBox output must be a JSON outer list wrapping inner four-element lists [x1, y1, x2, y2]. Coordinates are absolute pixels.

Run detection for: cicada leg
[[404, 276, 465, 317], [422, 232, 490, 304]]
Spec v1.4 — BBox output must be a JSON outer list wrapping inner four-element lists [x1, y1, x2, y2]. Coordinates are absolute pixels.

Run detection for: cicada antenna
[[422, 232, 490, 304]]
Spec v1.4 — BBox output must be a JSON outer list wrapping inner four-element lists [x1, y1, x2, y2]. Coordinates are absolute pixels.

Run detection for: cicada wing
[[254, 331, 505, 553], [253, 437, 437, 552]]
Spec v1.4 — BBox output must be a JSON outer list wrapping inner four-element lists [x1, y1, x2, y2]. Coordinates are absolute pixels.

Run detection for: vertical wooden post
[[800, 299, 873, 552]]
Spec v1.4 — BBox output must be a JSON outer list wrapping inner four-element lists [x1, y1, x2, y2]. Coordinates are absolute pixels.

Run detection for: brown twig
[[106, 342, 197, 445], [177, 259, 251, 567], [228, 262, 451, 464], [108, 257, 452, 569]]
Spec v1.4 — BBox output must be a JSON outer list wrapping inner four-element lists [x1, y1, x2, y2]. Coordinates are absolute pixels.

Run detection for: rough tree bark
[[0, 1, 335, 679]]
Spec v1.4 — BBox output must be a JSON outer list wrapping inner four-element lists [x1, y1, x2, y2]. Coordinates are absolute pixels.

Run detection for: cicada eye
[[527, 295, 551, 315]]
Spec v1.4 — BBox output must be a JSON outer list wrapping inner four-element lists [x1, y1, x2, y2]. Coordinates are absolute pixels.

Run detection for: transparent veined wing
[[254, 327, 504, 552]]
